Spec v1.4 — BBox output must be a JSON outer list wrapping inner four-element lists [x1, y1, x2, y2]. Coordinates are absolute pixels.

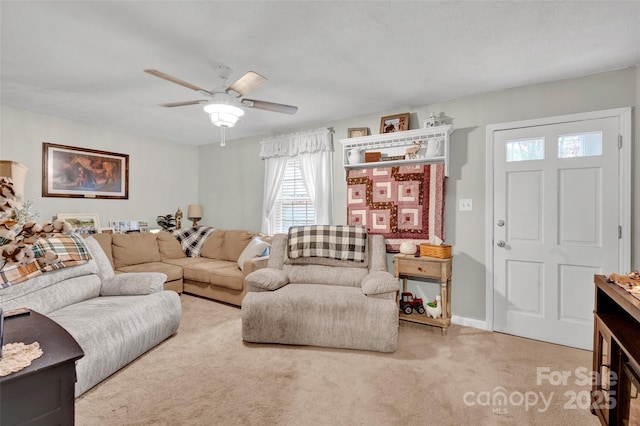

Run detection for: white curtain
[[260, 128, 334, 233], [298, 151, 333, 226], [260, 157, 288, 234]]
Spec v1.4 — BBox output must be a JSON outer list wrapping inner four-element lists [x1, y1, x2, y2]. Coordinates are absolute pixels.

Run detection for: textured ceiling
[[1, 1, 639, 146]]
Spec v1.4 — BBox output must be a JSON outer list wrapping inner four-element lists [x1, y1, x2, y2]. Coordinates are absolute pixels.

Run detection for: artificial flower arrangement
[[0, 177, 72, 271]]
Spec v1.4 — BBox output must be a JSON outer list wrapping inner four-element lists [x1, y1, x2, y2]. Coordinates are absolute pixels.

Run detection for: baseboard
[[451, 315, 490, 331]]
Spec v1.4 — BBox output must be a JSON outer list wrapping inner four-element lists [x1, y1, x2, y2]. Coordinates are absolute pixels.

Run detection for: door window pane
[[506, 138, 544, 162], [557, 132, 602, 158]]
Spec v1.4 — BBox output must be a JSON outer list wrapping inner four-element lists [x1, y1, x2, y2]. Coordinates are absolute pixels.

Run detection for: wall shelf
[[340, 125, 453, 176]]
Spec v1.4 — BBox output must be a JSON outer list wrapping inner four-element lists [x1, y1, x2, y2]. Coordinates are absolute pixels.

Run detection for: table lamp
[[187, 204, 202, 227]]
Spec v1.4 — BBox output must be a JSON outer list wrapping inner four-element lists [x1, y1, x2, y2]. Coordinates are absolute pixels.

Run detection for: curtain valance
[[259, 128, 333, 159]]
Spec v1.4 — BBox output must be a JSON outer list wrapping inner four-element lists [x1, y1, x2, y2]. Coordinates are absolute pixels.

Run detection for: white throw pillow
[[237, 237, 269, 271]]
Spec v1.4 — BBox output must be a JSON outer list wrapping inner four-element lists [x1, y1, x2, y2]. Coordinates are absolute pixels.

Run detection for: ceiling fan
[[144, 66, 298, 146]]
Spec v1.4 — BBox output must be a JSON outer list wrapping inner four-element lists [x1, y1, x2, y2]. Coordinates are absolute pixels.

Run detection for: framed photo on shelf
[[347, 127, 370, 138], [57, 213, 101, 234], [108, 221, 127, 233], [42, 143, 129, 199], [380, 113, 410, 134], [107, 220, 150, 233]]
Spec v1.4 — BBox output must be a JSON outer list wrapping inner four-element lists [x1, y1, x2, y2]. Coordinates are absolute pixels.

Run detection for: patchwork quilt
[[346, 164, 446, 251]]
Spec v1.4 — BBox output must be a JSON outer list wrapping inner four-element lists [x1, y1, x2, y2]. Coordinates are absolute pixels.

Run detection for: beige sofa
[[90, 229, 269, 306]]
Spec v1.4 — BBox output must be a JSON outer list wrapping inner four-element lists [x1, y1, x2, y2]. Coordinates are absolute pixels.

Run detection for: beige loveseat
[[90, 229, 269, 306]]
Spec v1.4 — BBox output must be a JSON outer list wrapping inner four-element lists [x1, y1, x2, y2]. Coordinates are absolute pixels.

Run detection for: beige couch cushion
[[116, 261, 183, 282], [220, 230, 254, 262], [85, 233, 114, 268], [156, 231, 186, 259], [205, 263, 245, 290], [163, 257, 245, 291], [112, 232, 161, 269], [200, 229, 225, 259]]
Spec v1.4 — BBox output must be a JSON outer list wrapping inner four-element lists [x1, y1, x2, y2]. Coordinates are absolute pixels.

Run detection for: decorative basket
[[419, 244, 452, 259]]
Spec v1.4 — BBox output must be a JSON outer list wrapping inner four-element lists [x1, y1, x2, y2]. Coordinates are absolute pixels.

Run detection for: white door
[[492, 116, 621, 350]]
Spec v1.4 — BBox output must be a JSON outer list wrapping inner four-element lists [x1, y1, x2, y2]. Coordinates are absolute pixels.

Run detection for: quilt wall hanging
[[346, 164, 445, 251]]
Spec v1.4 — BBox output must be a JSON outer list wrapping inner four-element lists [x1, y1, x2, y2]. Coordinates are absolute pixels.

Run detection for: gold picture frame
[[42, 142, 129, 199], [380, 113, 410, 134], [347, 127, 370, 138]]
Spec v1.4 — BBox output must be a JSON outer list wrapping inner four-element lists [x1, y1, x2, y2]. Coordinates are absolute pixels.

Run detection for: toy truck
[[399, 292, 425, 315]]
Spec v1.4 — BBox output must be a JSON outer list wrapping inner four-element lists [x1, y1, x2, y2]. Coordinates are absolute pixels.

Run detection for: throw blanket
[[173, 227, 215, 257], [1, 233, 93, 289], [288, 225, 367, 262]]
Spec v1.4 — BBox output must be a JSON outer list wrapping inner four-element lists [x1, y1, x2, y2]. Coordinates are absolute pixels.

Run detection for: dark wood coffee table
[[1, 309, 84, 425]]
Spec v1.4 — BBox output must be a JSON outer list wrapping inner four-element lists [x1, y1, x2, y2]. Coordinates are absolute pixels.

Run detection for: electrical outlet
[[459, 199, 472, 211]]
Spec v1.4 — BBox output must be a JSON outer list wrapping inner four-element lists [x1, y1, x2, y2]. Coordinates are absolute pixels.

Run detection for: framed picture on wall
[[347, 127, 370, 138], [57, 213, 101, 234], [379, 113, 410, 134], [42, 143, 129, 199]]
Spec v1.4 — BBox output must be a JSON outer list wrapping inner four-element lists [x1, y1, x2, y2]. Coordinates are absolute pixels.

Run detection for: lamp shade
[[187, 204, 202, 220]]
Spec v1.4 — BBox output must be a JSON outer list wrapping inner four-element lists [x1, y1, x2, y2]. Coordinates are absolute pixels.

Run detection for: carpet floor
[[75, 294, 600, 425]]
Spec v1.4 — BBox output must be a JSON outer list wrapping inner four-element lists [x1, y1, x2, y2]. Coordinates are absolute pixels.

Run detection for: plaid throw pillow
[[288, 225, 367, 262], [32, 233, 93, 272]]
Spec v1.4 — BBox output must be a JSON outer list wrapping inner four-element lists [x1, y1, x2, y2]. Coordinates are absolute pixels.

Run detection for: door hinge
[[618, 135, 623, 149], [619, 226, 622, 239]]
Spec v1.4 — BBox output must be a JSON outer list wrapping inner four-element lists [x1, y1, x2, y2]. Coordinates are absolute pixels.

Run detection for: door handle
[[497, 240, 506, 247], [497, 220, 505, 227]]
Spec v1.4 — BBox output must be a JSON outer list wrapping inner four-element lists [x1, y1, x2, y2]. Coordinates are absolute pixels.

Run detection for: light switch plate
[[459, 199, 472, 211]]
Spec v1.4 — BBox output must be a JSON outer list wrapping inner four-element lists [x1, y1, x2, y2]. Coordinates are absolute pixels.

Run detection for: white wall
[[197, 134, 265, 231], [0, 106, 199, 228], [200, 67, 639, 323], [1, 67, 636, 324]]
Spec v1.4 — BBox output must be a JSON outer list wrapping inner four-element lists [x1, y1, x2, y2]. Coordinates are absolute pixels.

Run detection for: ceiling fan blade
[[159, 100, 208, 107], [241, 98, 298, 115], [227, 71, 267, 97], [144, 69, 212, 95]]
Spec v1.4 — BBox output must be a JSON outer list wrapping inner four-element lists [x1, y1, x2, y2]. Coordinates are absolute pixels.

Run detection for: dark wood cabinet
[[0, 310, 84, 425], [592, 275, 640, 425]]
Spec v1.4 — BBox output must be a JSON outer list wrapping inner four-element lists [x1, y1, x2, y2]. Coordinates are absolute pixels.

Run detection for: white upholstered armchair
[[241, 226, 399, 352]]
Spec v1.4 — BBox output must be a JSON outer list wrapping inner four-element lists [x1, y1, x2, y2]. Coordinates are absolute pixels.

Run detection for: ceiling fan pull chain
[[220, 126, 226, 147]]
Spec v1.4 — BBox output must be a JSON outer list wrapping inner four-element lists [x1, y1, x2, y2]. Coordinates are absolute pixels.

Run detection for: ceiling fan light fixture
[[203, 97, 245, 147], [205, 104, 245, 127], [203, 96, 245, 128]]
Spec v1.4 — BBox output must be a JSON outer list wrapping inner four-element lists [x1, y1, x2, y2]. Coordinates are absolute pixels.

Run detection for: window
[[260, 127, 333, 234], [271, 159, 316, 233], [506, 138, 545, 162], [557, 132, 602, 158]]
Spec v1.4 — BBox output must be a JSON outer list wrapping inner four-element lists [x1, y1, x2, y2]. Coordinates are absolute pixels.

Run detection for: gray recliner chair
[[241, 227, 399, 352]]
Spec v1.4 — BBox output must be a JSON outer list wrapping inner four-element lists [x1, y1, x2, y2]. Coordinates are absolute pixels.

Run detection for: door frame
[[484, 107, 632, 330]]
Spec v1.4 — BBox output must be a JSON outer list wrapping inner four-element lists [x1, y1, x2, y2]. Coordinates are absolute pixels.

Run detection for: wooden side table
[[394, 254, 452, 335], [1, 310, 84, 425]]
